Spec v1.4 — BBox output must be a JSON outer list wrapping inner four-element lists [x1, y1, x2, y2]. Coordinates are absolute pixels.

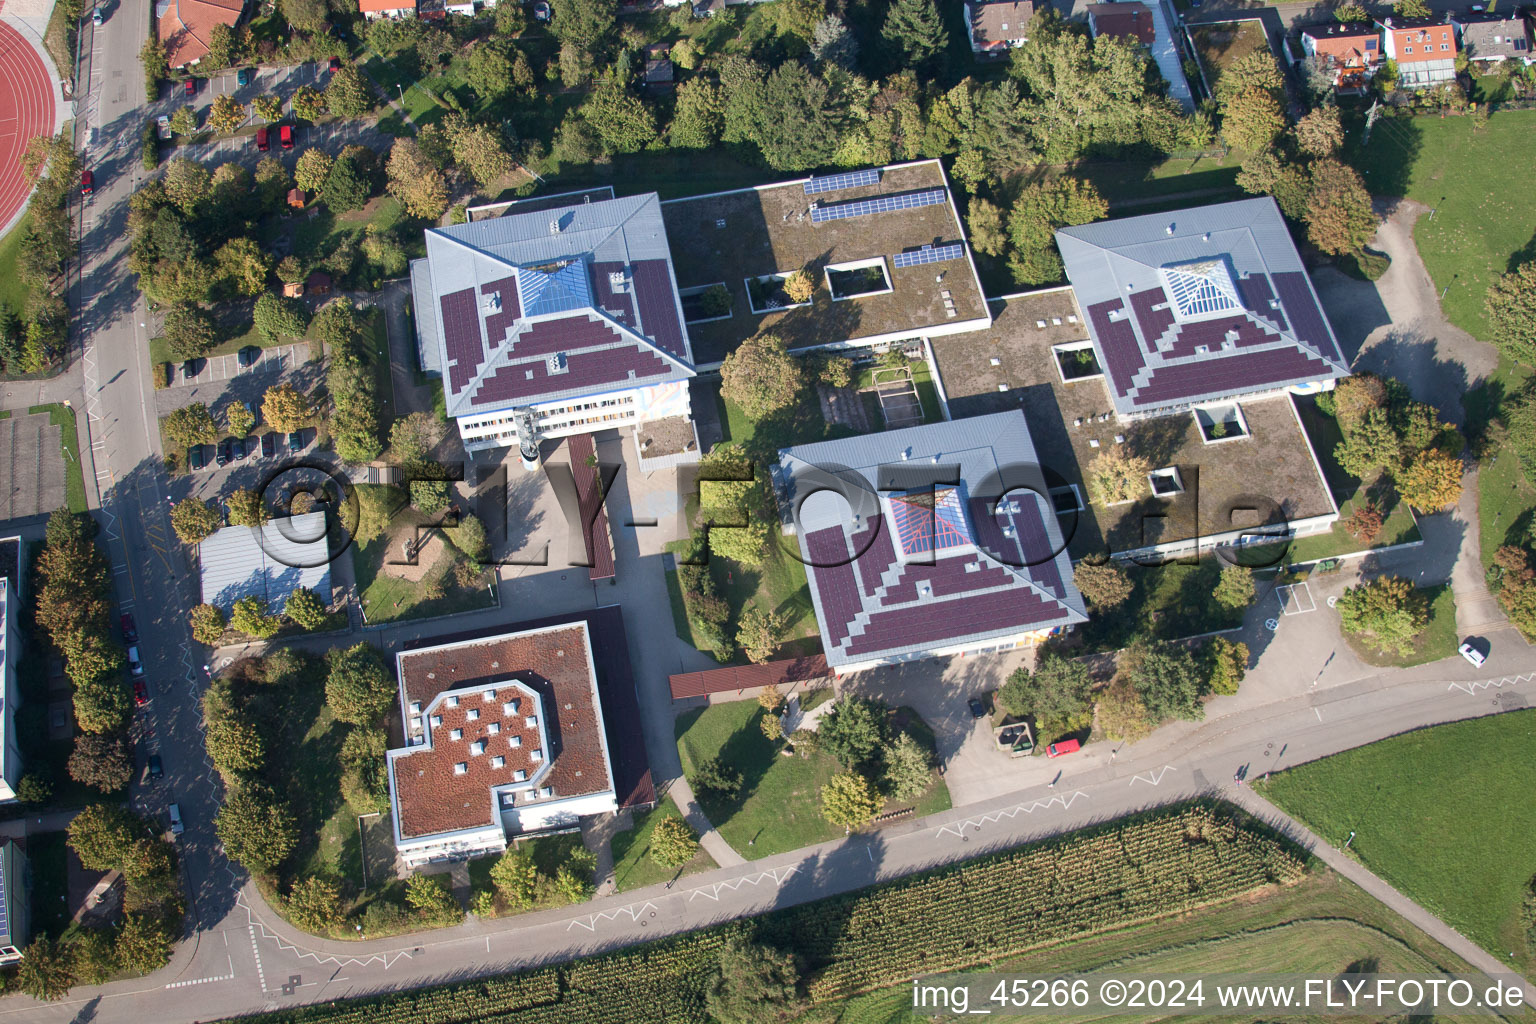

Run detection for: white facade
[[457, 379, 691, 453], [359, 2, 416, 19]]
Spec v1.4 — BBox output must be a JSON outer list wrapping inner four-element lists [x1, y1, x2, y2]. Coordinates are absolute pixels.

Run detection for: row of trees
[[36, 511, 133, 735], [1320, 372, 1464, 514], [5, 135, 77, 374], [813, 695, 936, 829]]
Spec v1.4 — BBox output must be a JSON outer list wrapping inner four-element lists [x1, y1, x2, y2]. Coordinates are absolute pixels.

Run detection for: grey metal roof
[[1056, 197, 1348, 415], [199, 512, 333, 615], [775, 412, 1087, 669], [409, 257, 442, 375]]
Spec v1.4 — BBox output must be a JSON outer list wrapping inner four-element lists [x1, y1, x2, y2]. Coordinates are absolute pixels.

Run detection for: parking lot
[[169, 343, 306, 388]]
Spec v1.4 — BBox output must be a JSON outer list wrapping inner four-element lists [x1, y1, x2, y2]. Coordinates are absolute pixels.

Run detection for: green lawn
[[1257, 710, 1536, 970], [608, 795, 717, 892], [27, 830, 71, 940], [1078, 150, 1244, 207], [353, 514, 497, 626], [1340, 582, 1458, 669], [31, 402, 86, 514], [1345, 109, 1536, 339], [667, 538, 819, 664], [675, 702, 950, 861], [1070, 557, 1248, 655], [0, 211, 33, 317]]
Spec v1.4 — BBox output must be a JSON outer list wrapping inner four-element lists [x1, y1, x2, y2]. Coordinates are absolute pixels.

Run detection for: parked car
[[279, 124, 294, 149], [1458, 640, 1487, 667], [120, 613, 138, 644], [261, 432, 276, 458], [184, 77, 196, 96], [133, 679, 150, 707], [236, 67, 252, 87], [289, 430, 304, 452], [80, 169, 94, 196], [189, 443, 205, 470], [181, 358, 197, 381], [91, 7, 102, 24], [533, 0, 551, 20], [238, 345, 260, 367], [329, 56, 342, 71], [1046, 738, 1081, 758], [216, 438, 231, 466], [126, 646, 145, 677], [168, 803, 184, 836], [156, 114, 172, 139], [148, 754, 163, 780], [232, 437, 246, 460], [967, 696, 987, 719], [255, 127, 269, 152]]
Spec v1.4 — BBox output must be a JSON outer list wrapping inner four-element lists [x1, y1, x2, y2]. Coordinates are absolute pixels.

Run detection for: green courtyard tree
[[818, 695, 889, 771], [821, 770, 885, 829], [1085, 446, 1151, 505], [190, 603, 226, 645], [229, 595, 281, 639], [1074, 560, 1132, 609], [262, 381, 311, 431], [1486, 262, 1536, 366], [216, 789, 298, 870], [1007, 177, 1109, 285], [881, 732, 933, 801], [1398, 447, 1463, 512], [285, 875, 343, 933], [1335, 407, 1405, 476], [67, 734, 134, 793], [410, 478, 451, 516], [162, 302, 217, 359], [1213, 564, 1255, 610], [171, 497, 220, 544], [1337, 575, 1428, 655], [649, 815, 700, 868], [1203, 636, 1250, 696], [447, 512, 490, 563], [1127, 641, 1205, 723], [67, 803, 144, 871], [998, 653, 1093, 737], [325, 642, 393, 725], [720, 333, 804, 419], [326, 65, 371, 117], [736, 608, 786, 664]]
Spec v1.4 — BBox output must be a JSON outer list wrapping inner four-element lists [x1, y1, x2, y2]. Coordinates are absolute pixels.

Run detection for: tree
[[325, 643, 393, 725], [755, 63, 839, 172], [821, 770, 885, 829], [73, 679, 133, 734], [1306, 158, 1376, 256], [882, 0, 948, 71], [68, 734, 134, 793], [226, 488, 266, 527], [881, 732, 933, 801], [1295, 106, 1343, 157], [1486, 263, 1536, 366], [967, 197, 1008, 257], [326, 65, 371, 118], [291, 85, 327, 123], [757, 683, 784, 713], [441, 121, 515, 186], [670, 78, 725, 151], [466, 39, 515, 99], [252, 293, 309, 344], [68, 803, 144, 871], [1334, 0, 1368, 21], [720, 334, 804, 419], [581, 84, 659, 155], [1397, 0, 1430, 17], [161, 302, 217, 361], [554, 863, 594, 904], [1221, 85, 1286, 153], [1332, 372, 1388, 428], [363, 224, 407, 278], [230, 594, 281, 639], [113, 914, 172, 974], [389, 411, 444, 467], [1204, 636, 1249, 696], [736, 608, 786, 664], [1213, 50, 1284, 105], [214, 238, 272, 298], [221, 402, 257, 443], [1343, 501, 1384, 544], [1399, 447, 1463, 513], [162, 156, 211, 214], [1085, 446, 1151, 505], [216, 790, 298, 870], [164, 404, 217, 452], [321, 155, 370, 212], [190, 603, 226, 645], [551, 0, 615, 84], [1337, 575, 1428, 655], [140, 37, 169, 82], [1335, 408, 1404, 476], [168, 105, 198, 137], [1095, 677, 1153, 742], [204, 689, 266, 778], [490, 847, 541, 908], [495, 0, 527, 36], [410, 478, 451, 517], [447, 513, 490, 563], [997, 654, 1093, 736], [253, 94, 284, 123], [286, 876, 343, 934], [1213, 564, 1255, 610], [262, 381, 311, 432], [812, 14, 859, 71], [1006, 177, 1108, 285], [294, 148, 334, 192], [760, 712, 784, 741], [281, 0, 328, 32], [1127, 641, 1205, 723], [209, 94, 246, 134], [15, 937, 75, 1001], [386, 139, 448, 219], [171, 497, 220, 543], [649, 815, 699, 868], [690, 756, 743, 800], [1074, 560, 1132, 609], [818, 695, 889, 770], [706, 934, 806, 1024]]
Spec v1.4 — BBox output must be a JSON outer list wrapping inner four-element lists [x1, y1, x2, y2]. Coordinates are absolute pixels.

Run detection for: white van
[[168, 803, 184, 836]]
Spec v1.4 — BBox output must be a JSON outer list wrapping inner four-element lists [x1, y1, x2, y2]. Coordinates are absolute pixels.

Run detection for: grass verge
[[30, 402, 86, 514], [609, 795, 718, 892], [1340, 582, 1457, 668]]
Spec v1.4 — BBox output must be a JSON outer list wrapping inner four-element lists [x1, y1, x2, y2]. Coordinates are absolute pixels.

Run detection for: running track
[[0, 19, 57, 236]]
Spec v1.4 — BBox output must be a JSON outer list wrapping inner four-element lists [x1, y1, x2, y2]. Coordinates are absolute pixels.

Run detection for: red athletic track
[[0, 20, 58, 236]]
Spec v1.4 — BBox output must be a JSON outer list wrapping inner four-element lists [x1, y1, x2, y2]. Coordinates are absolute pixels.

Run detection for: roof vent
[[1225, 328, 1241, 344], [1202, 232, 1211, 242], [486, 292, 501, 313], [1165, 223, 1176, 235], [900, 450, 909, 461], [549, 218, 562, 234]]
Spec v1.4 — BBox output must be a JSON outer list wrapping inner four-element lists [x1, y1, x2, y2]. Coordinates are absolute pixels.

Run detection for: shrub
[[649, 815, 700, 868]]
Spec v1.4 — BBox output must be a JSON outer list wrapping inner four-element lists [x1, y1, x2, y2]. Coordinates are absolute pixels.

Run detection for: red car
[[255, 127, 269, 151], [184, 77, 196, 96], [120, 613, 138, 644], [133, 679, 150, 707], [279, 124, 294, 149], [1046, 738, 1081, 758], [80, 169, 94, 196], [329, 56, 341, 71]]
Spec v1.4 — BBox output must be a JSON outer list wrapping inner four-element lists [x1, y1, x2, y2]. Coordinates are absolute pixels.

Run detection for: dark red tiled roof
[[669, 654, 832, 698]]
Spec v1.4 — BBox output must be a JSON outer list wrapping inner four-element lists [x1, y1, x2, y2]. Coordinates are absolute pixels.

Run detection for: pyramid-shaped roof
[[411, 193, 695, 419], [1056, 198, 1348, 416]]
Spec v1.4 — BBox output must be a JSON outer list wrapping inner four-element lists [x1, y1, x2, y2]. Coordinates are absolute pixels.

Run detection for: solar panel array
[[892, 243, 965, 269], [803, 168, 881, 196], [810, 188, 948, 224]]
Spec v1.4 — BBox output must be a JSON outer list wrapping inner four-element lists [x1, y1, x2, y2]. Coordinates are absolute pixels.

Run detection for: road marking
[[566, 901, 658, 931], [248, 925, 268, 994], [935, 790, 1087, 839], [1277, 582, 1316, 615], [1129, 765, 1177, 788], [1313, 706, 1324, 721], [1448, 672, 1533, 695], [239, 896, 415, 970], [686, 866, 797, 904], [165, 955, 235, 988]]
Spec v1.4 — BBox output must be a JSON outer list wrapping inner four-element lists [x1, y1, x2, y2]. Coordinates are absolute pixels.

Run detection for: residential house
[[1378, 15, 1458, 87], [1451, 11, 1531, 63], [357, 0, 416, 18], [642, 43, 675, 89], [155, 0, 245, 68], [964, 0, 1035, 56], [0, 838, 25, 965], [410, 189, 697, 459], [1300, 22, 1383, 90], [386, 608, 654, 867], [772, 411, 1088, 674], [0, 579, 20, 805], [1085, 2, 1194, 111]]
